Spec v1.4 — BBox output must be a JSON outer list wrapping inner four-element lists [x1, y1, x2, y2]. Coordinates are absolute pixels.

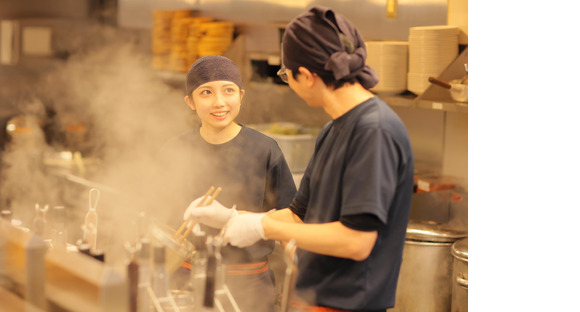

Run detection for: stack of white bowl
[[407, 25, 459, 95], [366, 41, 409, 95]]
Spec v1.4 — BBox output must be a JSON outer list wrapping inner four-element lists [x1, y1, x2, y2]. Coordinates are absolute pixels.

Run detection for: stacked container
[[366, 41, 409, 95], [407, 25, 459, 95]]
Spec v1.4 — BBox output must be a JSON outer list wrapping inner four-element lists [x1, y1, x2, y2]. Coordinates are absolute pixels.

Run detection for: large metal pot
[[391, 220, 467, 312], [451, 237, 468, 312]]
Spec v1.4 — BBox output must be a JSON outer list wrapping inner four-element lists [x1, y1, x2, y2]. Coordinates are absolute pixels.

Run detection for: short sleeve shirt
[[289, 97, 414, 310], [157, 124, 297, 263]]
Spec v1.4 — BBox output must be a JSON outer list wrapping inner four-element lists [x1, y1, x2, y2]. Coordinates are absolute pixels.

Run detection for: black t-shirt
[[289, 97, 414, 310], [156, 124, 297, 263]]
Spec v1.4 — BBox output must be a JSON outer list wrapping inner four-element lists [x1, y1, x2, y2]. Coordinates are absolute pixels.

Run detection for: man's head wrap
[[281, 6, 378, 89], [185, 55, 243, 96]]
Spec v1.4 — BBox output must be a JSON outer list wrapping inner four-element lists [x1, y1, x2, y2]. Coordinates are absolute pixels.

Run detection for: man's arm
[[262, 208, 377, 261]]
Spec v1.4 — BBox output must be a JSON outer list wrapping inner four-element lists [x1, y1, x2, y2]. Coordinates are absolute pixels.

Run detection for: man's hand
[[183, 198, 237, 229]]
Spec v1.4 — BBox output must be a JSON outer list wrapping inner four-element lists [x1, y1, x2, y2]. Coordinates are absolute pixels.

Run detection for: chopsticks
[[173, 186, 222, 243]]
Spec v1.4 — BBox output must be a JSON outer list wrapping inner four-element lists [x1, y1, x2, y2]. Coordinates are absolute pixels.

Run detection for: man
[[184, 6, 414, 312]]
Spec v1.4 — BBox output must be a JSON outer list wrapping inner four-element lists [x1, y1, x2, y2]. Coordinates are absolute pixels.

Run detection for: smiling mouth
[[211, 112, 228, 117]]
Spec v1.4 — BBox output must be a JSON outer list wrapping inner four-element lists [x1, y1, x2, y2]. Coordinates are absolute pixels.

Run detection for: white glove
[[222, 213, 266, 248], [183, 198, 237, 229]]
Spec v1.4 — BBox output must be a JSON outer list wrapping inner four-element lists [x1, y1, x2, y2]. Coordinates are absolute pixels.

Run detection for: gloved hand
[[222, 213, 266, 248], [183, 197, 237, 229]]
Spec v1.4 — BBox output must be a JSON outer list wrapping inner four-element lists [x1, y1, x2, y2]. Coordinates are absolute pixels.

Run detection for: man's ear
[[184, 95, 195, 110], [297, 66, 316, 87]]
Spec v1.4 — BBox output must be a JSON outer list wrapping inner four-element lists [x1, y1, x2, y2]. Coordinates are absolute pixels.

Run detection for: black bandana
[[185, 55, 243, 95], [282, 6, 378, 89]]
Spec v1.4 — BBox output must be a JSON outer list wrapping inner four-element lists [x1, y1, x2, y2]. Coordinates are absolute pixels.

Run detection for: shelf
[[415, 99, 468, 113], [154, 70, 468, 113], [378, 92, 468, 113]]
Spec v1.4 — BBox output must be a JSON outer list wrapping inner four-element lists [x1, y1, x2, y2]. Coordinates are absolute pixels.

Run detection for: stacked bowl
[[407, 25, 459, 95], [366, 41, 409, 95]]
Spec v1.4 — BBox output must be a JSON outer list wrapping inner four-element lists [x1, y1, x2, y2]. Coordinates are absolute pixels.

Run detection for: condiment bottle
[[51, 206, 67, 251], [203, 237, 217, 311], [152, 244, 169, 299], [138, 239, 152, 312], [191, 232, 208, 312]]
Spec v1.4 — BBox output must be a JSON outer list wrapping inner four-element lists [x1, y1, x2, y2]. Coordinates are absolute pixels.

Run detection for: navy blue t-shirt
[[156, 124, 297, 263], [289, 97, 414, 311]]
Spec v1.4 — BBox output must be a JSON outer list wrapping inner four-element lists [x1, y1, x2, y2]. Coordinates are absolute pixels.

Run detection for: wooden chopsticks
[[174, 186, 222, 243]]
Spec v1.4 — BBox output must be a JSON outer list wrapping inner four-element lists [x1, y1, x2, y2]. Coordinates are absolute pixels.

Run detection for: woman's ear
[[184, 95, 195, 111], [240, 89, 246, 103]]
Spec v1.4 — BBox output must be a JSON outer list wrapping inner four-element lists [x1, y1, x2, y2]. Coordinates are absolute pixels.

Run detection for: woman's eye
[[200, 90, 211, 95], [225, 88, 236, 94]]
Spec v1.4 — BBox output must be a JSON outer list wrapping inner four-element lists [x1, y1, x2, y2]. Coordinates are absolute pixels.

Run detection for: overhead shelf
[[378, 47, 468, 113]]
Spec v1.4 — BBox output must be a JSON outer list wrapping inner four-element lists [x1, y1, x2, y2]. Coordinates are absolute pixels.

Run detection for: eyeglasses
[[277, 65, 288, 83]]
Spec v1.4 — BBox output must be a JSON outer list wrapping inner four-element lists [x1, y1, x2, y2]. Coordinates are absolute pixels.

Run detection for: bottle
[[151, 244, 169, 299], [138, 239, 152, 312], [32, 204, 48, 239], [191, 232, 208, 312], [127, 249, 139, 312], [51, 206, 67, 251], [203, 237, 217, 311]]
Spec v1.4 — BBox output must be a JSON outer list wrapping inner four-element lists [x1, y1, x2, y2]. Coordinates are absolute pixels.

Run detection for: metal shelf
[[154, 71, 469, 113], [378, 92, 468, 113]]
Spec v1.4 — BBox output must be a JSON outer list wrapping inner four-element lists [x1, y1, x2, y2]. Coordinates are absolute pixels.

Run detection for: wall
[[118, 0, 449, 40], [0, 0, 91, 19]]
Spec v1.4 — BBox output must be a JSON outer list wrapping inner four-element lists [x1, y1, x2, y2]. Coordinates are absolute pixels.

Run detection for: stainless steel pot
[[451, 237, 468, 312], [391, 220, 467, 312]]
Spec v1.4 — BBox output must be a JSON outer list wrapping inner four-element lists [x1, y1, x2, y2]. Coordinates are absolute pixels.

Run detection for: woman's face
[[185, 80, 244, 131]]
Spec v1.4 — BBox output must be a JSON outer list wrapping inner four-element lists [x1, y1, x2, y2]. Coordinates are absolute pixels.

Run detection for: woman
[[158, 55, 297, 312]]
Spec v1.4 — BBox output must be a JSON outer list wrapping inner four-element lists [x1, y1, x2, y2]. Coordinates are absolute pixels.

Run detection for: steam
[[1, 25, 194, 265]]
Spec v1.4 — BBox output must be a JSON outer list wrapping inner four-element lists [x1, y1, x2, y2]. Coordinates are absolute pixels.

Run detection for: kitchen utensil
[[149, 222, 196, 274], [84, 188, 100, 251], [173, 186, 214, 239], [451, 237, 468, 312], [428, 77, 468, 102], [281, 239, 298, 312], [173, 186, 222, 243], [33, 203, 49, 238]]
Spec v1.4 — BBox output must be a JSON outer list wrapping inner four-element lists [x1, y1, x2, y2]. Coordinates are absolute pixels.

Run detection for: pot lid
[[451, 237, 468, 261], [406, 220, 468, 243]]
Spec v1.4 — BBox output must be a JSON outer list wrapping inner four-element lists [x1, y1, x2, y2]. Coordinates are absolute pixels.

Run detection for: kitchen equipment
[[204, 237, 217, 310], [407, 25, 459, 95], [51, 205, 67, 251], [428, 76, 468, 102], [391, 220, 467, 312], [149, 221, 196, 275], [32, 203, 49, 239], [138, 238, 153, 312], [5, 114, 46, 150], [83, 188, 99, 251], [451, 237, 468, 312], [169, 290, 195, 312], [249, 123, 320, 173], [152, 244, 170, 299], [280, 239, 298, 312], [365, 40, 409, 95], [126, 243, 140, 312], [43, 150, 101, 177]]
